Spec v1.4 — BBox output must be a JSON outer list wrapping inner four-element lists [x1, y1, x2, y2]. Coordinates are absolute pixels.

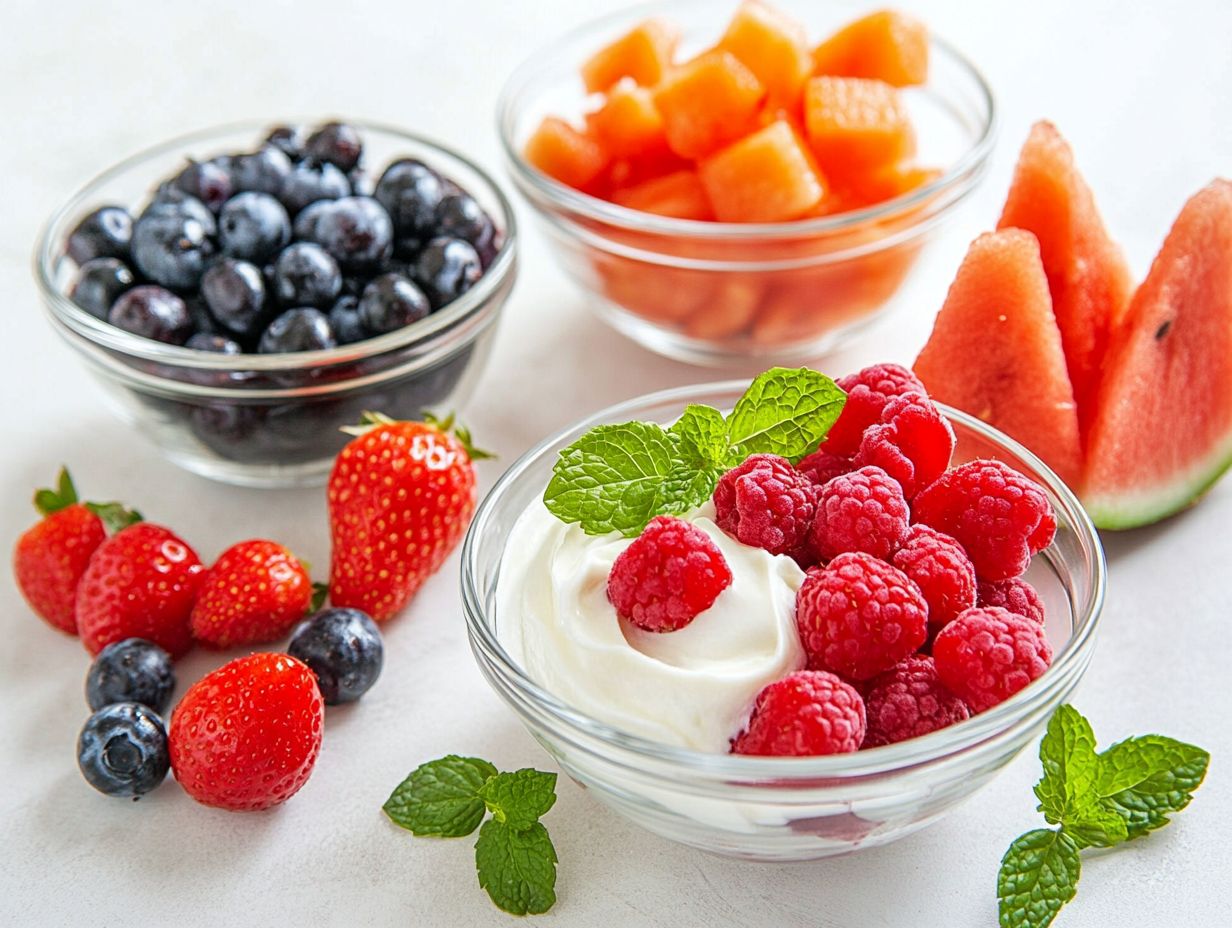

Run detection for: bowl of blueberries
[[35, 119, 517, 487]]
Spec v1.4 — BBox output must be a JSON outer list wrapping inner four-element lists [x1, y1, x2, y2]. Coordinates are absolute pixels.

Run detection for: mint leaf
[[1092, 735, 1210, 838], [725, 367, 846, 463], [1034, 704, 1099, 825], [670, 405, 729, 465], [1062, 800, 1129, 848], [477, 769, 557, 830], [997, 828, 1081, 928], [475, 819, 557, 916], [383, 755, 498, 837]]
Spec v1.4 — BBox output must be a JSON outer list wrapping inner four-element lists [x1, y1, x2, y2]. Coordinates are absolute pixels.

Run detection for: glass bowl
[[462, 383, 1105, 861], [34, 120, 518, 488], [498, 0, 995, 366]]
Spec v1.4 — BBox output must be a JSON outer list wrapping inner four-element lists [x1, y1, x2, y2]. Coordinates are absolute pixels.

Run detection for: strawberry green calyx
[[85, 502, 143, 534], [34, 466, 141, 533], [310, 582, 329, 613], [341, 410, 495, 461]]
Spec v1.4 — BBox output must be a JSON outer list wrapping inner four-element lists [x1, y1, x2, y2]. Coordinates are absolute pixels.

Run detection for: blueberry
[[219, 191, 291, 263], [173, 159, 233, 213], [274, 242, 342, 307], [348, 168, 374, 197], [67, 206, 133, 264], [190, 403, 266, 460], [264, 125, 304, 161], [328, 295, 369, 344], [287, 607, 383, 705], [280, 161, 351, 215], [77, 702, 170, 797], [435, 193, 496, 265], [358, 273, 430, 334], [185, 332, 242, 353], [142, 187, 218, 236], [413, 237, 482, 309], [307, 196, 393, 271], [109, 286, 193, 344], [293, 199, 332, 241], [85, 638, 176, 714], [304, 121, 363, 172], [375, 160, 443, 238], [393, 236, 425, 262], [231, 146, 293, 196], [201, 257, 268, 339], [259, 307, 336, 353], [131, 210, 216, 289], [70, 257, 134, 320]]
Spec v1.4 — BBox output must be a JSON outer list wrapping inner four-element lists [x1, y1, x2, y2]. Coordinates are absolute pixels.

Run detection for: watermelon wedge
[[914, 230, 1084, 489], [1083, 180, 1232, 529], [997, 122, 1134, 439]]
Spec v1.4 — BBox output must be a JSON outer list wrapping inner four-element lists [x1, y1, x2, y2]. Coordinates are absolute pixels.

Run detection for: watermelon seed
[[1155, 320, 1172, 340]]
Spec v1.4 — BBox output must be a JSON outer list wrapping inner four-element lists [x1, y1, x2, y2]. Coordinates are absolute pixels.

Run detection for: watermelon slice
[[913, 229, 1084, 489], [1083, 180, 1232, 529], [997, 122, 1134, 439]]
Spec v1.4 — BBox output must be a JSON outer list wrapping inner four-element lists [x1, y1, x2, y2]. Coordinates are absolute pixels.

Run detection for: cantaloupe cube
[[612, 170, 714, 220], [581, 19, 680, 94], [803, 76, 915, 179], [697, 121, 826, 222], [586, 84, 669, 160], [653, 50, 766, 160], [842, 163, 941, 207], [811, 10, 929, 87], [716, 1, 812, 110], [523, 117, 610, 191]]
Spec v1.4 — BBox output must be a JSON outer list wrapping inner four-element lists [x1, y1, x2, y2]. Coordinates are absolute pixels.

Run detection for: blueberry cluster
[[66, 121, 499, 354]]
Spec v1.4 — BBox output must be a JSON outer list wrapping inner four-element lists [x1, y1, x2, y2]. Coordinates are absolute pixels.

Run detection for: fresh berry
[[713, 454, 817, 557], [304, 121, 363, 172], [891, 524, 976, 632], [933, 607, 1053, 713], [796, 448, 852, 487], [435, 193, 496, 264], [201, 258, 269, 339], [862, 655, 969, 747], [230, 146, 293, 196], [812, 465, 910, 561], [328, 413, 481, 621], [67, 206, 133, 264], [819, 363, 927, 457], [913, 459, 1057, 581], [218, 191, 291, 263], [85, 638, 176, 713], [258, 307, 336, 353], [109, 285, 193, 344], [287, 607, 384, 705], [280, 160, 351, 215], [70, 257, 134, 320], [168, 653, 324, 811], [273, 241, 342, 308], [977, 577, 1046, 625], [606, 516, 732, 632], [375, 159, 444, 238], [307, 196, 394, 271], [795, 552, 928, 681], [263, 125, 303, 161], [173, 159, 233, 213], [293, 199, 332, 241], [130, 208, 215, 290], [76, 522, 205, 658], [77, 703, 170, 798], [358, 273, 431, 334], [190, 540, 313, 648], [349, 167, 374, 197], [412, 237, 482, 309], [854, 393, 956, 498], [731, 671, 865, 756], [328, 295, 368, 344], [185, 332, 243, 353], [143, 186, 218, 234]]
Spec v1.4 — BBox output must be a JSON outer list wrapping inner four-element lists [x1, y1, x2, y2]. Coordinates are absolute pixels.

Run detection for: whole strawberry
[[169, 652, 324, 811], [328, 412, 487, 621], [76, 523, 204, 658], [191, 540, 314, 648], [13, 468, 138, 635]]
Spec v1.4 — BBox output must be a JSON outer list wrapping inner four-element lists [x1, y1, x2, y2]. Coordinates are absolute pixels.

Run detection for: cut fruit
[[811, 10, 929, 87], [698, 121, 826, 222], [717, 1, 812, 110], [523, 117, 609, 191], [998, 121, 1134, 437], [914, 229, 1084, 489], [1083, 180, 1232, 529], [841, 163, 940, 208], [581, 18, 680, 94], [653, 50, 766, 160], [586, 84, 669, 161], [803, 76, 916, 180], [612, 170, 714, 220]]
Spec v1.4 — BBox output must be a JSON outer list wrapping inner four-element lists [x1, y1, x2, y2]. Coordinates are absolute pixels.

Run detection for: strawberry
[[328, 412, 488, 621], [169, 652, 324, 811], [190, 539, 316, 648], [76, 522, 205, 658], [12, 468, 138, 635]]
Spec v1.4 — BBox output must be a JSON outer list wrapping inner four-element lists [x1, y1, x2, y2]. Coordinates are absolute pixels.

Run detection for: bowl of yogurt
[[460, 380, 1105, 861]]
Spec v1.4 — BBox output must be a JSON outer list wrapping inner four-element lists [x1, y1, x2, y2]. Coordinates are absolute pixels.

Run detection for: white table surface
[[3, 1, 1230, 924]]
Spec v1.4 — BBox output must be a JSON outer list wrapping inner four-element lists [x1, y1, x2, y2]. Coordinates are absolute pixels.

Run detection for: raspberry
[[891, 524, 977, 632], [977, 578, 1046, 625], [854, 393, 955, 498], [863, 655, 970, 747], [795, 552, 928, 681], [713, 454, 817, 557], [731, 671, 865, 756], [933, 607, 1053, 713], [607, 516, 732, 632], [797, 448, 853, 487], [812, 466, 910, 562], [912, 459, 1057, 581], [819, 363, 927, 457]]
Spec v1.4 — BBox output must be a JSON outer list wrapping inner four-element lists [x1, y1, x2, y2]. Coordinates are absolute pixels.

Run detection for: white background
[[2, 1, 1230, 925]]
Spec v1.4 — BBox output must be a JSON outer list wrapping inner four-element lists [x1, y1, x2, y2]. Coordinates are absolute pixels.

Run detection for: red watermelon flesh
[[914, 229, 1084, 489], [997, 121, 1134, 440], [1083, 180, 1232, 529]]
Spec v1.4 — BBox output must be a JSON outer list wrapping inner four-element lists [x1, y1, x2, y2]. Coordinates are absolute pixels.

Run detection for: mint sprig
[[385, 756, 560, 916], [545, 367, 846, 536], [998, 705, 1209, 928]]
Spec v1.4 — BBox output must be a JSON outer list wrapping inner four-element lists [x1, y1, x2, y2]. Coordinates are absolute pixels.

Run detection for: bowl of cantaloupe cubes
[[500, 0, 995, 364]]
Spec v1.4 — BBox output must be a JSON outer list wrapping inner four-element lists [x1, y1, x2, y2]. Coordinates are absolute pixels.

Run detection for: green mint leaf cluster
[[998, 705, 1209, 928], [545, 367, 846, 537], [384, 756, 560, 916]]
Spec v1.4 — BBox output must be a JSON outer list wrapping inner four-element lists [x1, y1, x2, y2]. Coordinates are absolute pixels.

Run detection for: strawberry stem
[[33, 466, 78, 516], [84, 502, 143, 534], [341, 410, 495, 461]]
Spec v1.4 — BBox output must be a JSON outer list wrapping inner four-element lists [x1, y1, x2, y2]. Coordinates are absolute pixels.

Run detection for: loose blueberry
[[264, 125, 304, 161], [70, 258, 134, 320], [307, 196, 393, 271], [185, 332, 242, 353], [173, 159, 233, 213], [201, 258, 268, 339], [218, 191, 291, 263], [435, 193, 497, 265], [77, 702, 170, 798], [280, 161, 351, 215], [85, 638, 176, 714], [304, 121, 363, 172], [328, 295, 369, 344], [293, 199, 332, 241], [358, 273, 430, 334], [287, 607, 383, 705], [231, 146, 293, 196], [131, 209, 216, 289], [274, 242, 342, 307], [375, 159, 443, 239], [142, 187, 218, 236], [109, 286, 193, 344], [67, 206, 133, 264], [413, 237, 482, 309], [258, 307, 336, 353]]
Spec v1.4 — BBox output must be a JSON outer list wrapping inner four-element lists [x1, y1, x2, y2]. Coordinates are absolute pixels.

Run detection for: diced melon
[[716, 1, 812, 110], [523, 117, 609, 191], [653, 50, 766, 160], [685, 276, 764, 339], [581, 18, 680, 94], [698, 121, 826, 222], [811, 10, 929, 87], [586, 83, 670, 160], [842, 163, 941, 207], [611, 170, 714, 220], [803, 76, 916, 179]]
